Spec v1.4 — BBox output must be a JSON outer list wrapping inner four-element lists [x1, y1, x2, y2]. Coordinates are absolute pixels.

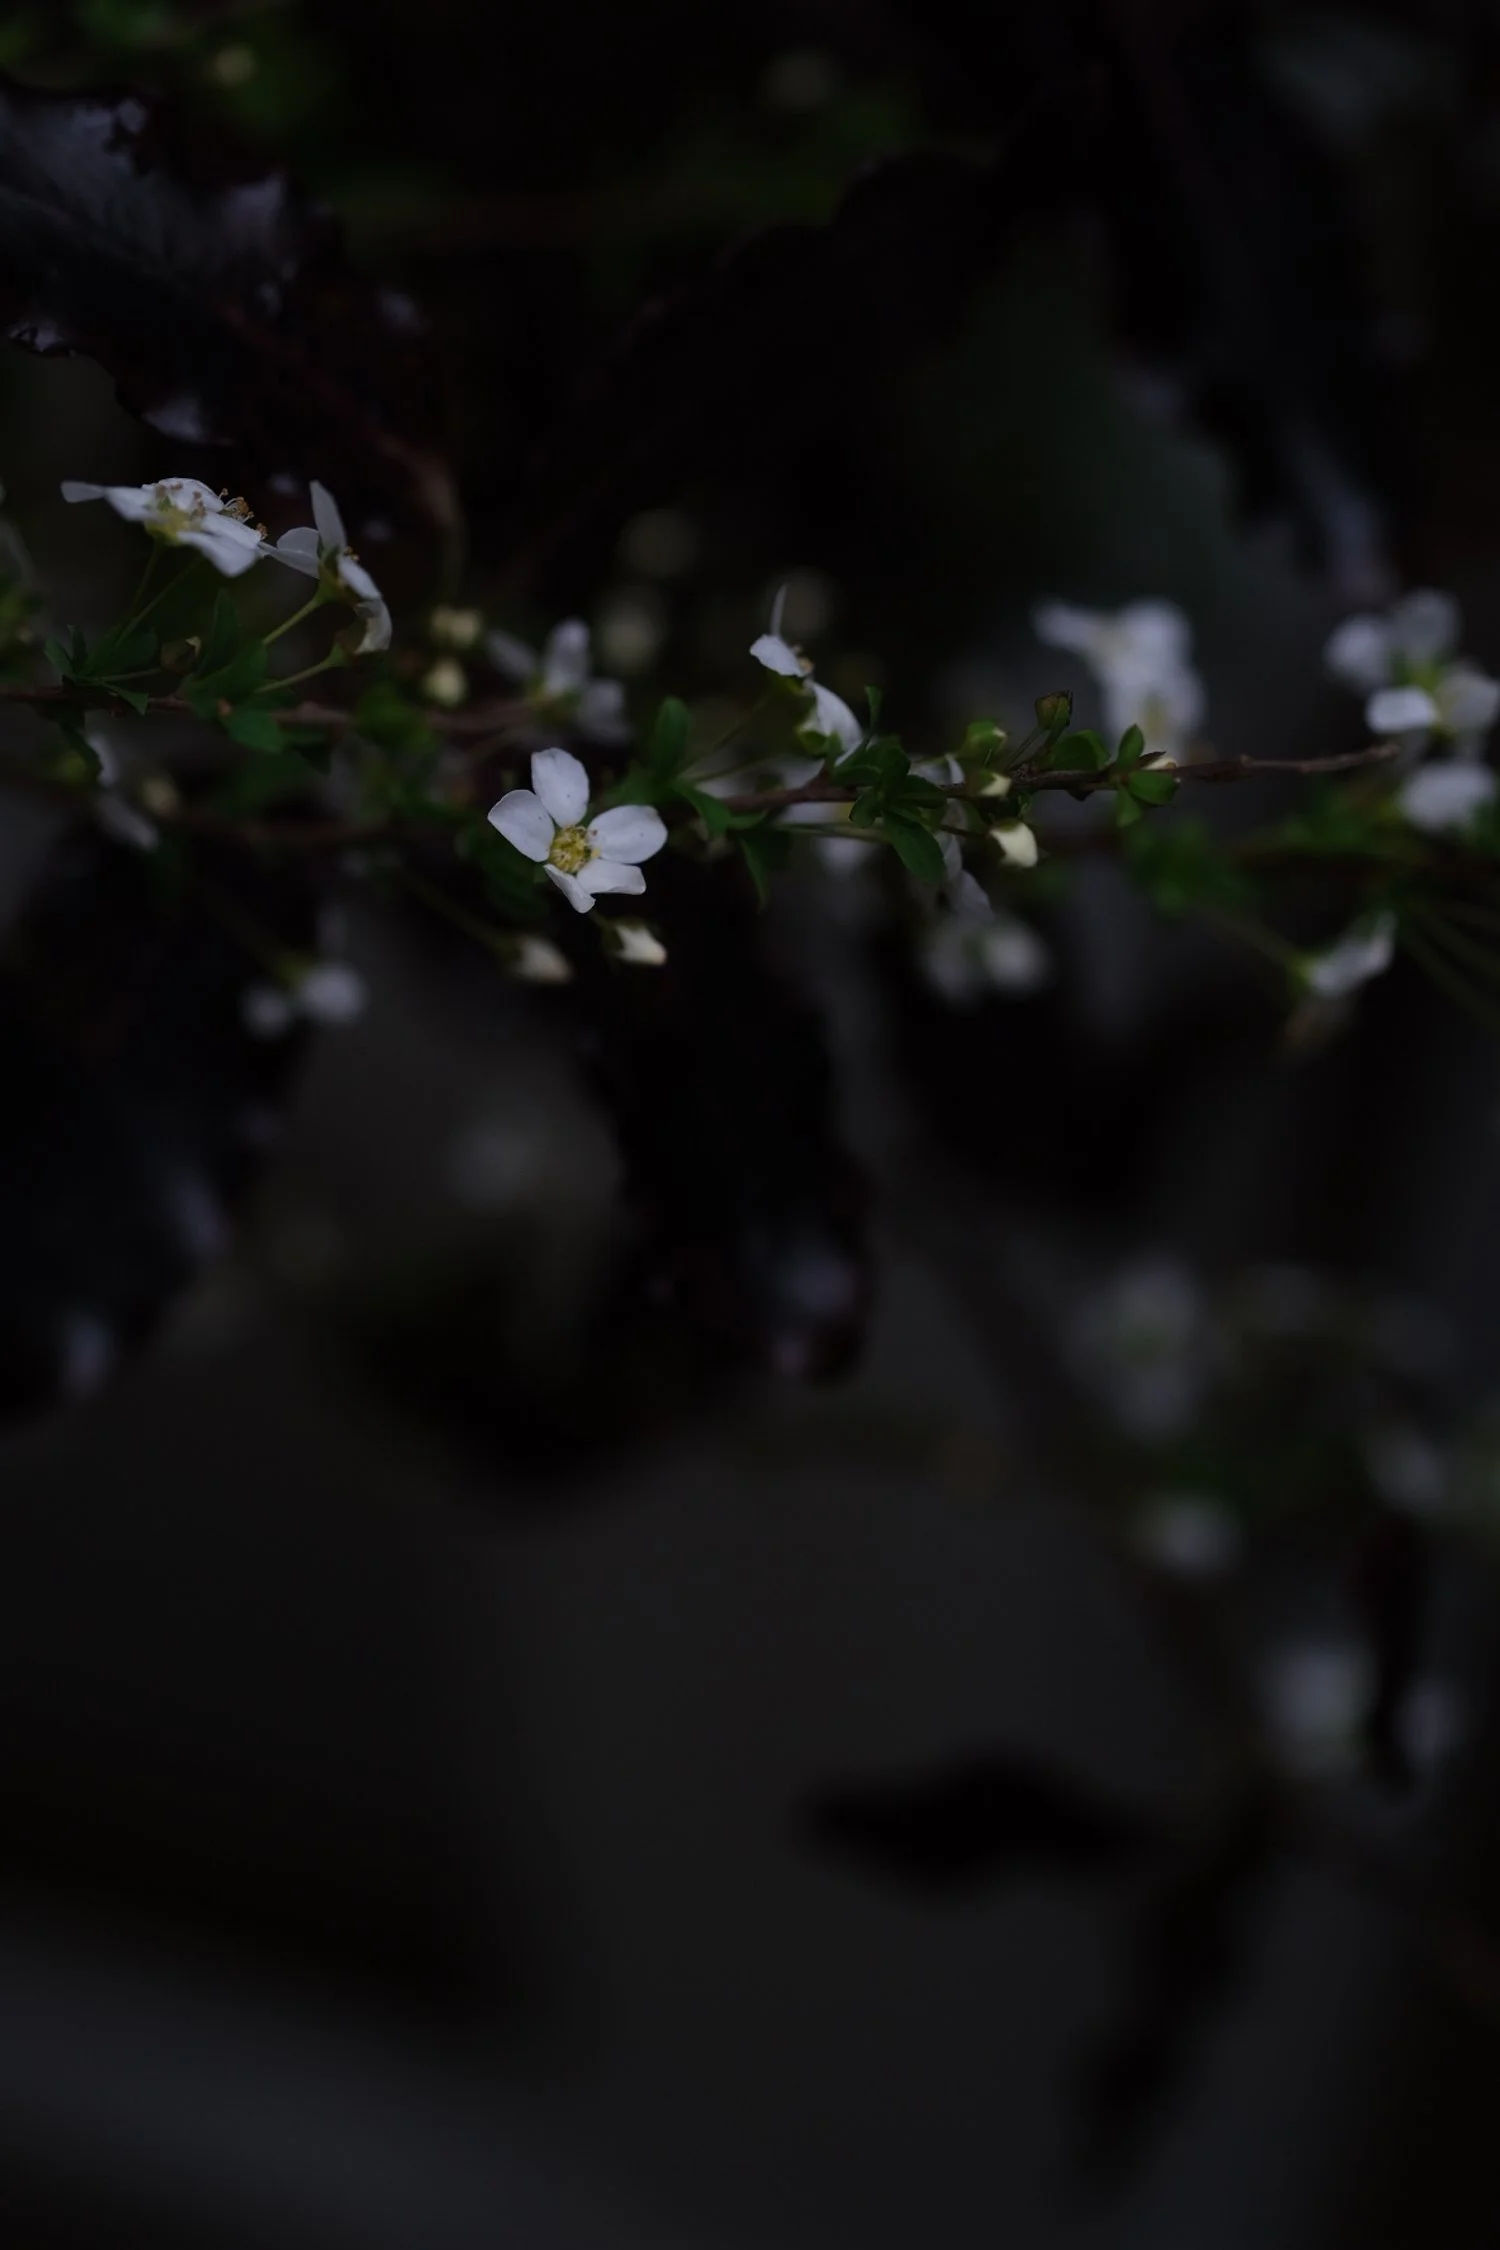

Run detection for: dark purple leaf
[[0, 823, 319, 1421], [0, 76, 453, 540]]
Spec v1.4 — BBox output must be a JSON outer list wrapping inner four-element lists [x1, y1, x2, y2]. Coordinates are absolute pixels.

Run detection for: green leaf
[[864, 684, 884, 729], [101, 683, 151, 716], [884, 814, 947, 884], [737, 822, 792, 905], [185, 638, 269, 714], [1115, 789, 1144, 828], [1049, 729, 1109, 773], [850, 789, 881, 830], [212, 747, 322, 814], [648, 695, 690, 780], [88, 623, 157, 678], [221, 705, 285, 753], [196, 591, 241, 678], [1127, 767, 1179, 806], [1115, 724, 1146, 772], [672, 779, 734, 835], [43, 634, 72, 679], [353, 680, 435, 759]]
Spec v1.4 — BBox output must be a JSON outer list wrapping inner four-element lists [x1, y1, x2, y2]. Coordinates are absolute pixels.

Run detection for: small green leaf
[[884, 814, 947, 884], [649, 696, 690, 779], [672, 779, 734, 835], [1115, 724, 1146, 772], [185, 639, 269, 714], [865, 684, 884, 728], [196, 592, 242, 678], [850, 789, 881, 830], [738, 822, 792, 904], [102, 684, 151, 716], [89, 623, 157, 677], [1050, 729, 1109, 773], [1127, 767, 1179, 806], [1115, 788, 1144, 828], [222, 705, 284, 753], [1035, 691, 1072, 735], [43, 634, 74, 679]]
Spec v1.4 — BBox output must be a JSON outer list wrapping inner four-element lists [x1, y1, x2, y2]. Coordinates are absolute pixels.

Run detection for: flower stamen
[[548, 823, 593, 876]]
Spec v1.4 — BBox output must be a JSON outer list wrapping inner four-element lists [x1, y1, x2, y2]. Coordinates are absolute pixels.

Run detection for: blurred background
[[4, 0, 1500, 2242]]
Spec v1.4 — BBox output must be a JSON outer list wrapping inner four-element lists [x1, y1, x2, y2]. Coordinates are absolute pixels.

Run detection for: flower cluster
[[1324, 589, 1500, 757]]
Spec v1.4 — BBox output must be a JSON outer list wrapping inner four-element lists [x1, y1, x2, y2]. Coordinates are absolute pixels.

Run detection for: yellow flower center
[[149, 484, 208, 540], [548, 823, 593, 875]]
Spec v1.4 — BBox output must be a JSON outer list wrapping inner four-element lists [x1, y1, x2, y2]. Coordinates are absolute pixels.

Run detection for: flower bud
[[430, 605, 484, 651], [603, 919, 668, 966], [510, 935, 573, 985], [1034, 691, 1072, 733], [991, 821, 1039, 869], [979, 772, 1013, 798], [421, 656, 468, 707], [160, 636, 201, 673]]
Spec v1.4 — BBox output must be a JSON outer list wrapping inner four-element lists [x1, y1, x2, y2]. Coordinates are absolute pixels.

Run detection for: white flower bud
[[991, 820, 1039, 868]]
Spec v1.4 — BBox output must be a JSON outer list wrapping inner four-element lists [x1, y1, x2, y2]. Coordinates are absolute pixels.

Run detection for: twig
[[0, 679, 530, 737]]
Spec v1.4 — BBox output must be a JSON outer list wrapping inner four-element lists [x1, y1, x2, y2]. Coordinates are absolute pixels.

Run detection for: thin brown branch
[[0, 679, 528, 736]]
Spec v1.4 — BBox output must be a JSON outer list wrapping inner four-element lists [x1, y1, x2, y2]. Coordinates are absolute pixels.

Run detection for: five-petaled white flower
[[269, 481, 390, 653], [488, 747, 667, 913], [1033, 598, 1206, 761], [486, 619, 629, 743], [1395, 760, 1498, 834], [61, 476, 266, 578], [1324, 589, 1500, 756], [750, 587, 865, 759], [1301, 911, 1396, 1000]]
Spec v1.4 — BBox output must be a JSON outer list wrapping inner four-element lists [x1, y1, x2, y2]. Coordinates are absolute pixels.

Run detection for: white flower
[[242, 960, 367, 1038], [603, 919, 668, 966], [1395, 760, 1498, 833], [750, 586, 865, 759], [488, 747, 667, 914], [1033, 597, 1205, 760], [1301, 910, 1396, 1000], [61, 476, 266, 578], [920, 876, 1050, 1003], [1325, 589, 1500, 755], [510, 934, 573, 984], [486, 619, 629, 742], [269, 481, 390, 652], [991, 820, 1039, 868], [95, 793, 159, 853]]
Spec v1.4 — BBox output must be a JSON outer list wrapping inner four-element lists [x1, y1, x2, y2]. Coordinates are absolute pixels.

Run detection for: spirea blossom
[[1324, 589, 1500, 756], [269, 482, 390, 652], [750, 587, 865, 758], [1033, 598, 1206, 761], [243, 961, 368, 1039], [486, 619, 629, 743], [61, 476, 266, 577], [920, 874, 1050, 1003], [488, 747, 667, 913], [1395, 760, 1497, 833], [1301, 911, 1396, 1001]]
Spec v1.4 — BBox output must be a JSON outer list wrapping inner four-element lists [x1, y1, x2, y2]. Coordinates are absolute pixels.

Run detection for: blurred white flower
[[486, 618, 630, 741], [510, 934, 573, 984], [269, 481, 390, 651], [62, 476, 266, 577], [242, 959, 367, 1038], [1395, 760, 1497, 833], [1301, 910, 1396, 1000], [1132, 1493, 1243, 1578], [1033, 598, 1206, 760], [488, 747, 667, 914], [1071, 1258, 1210, 1438], [1325, 589, 1500, 755], [421, 655, 468, 707], [1258, 1641, 1373, 1777], [920, 872, 1050, 1003], [750, 586, 865, 759], [429, 605, 483, 650]]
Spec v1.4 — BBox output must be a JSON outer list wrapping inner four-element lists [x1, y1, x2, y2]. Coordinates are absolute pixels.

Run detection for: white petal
[[1367, 684, 1439, 735], [801, 680, 864, 756], [577, 858, 647, 897], [1437, 665, 1500, 737], [1390, 588, 1458, 664], [750, 630, 806, 678], [578, 678, 630, 742], [587, 803, 668, 864], [937, 831, 962, 886], [541, 619, 591, 695], [180, 524, 261, 578], [544, 863, 596, 912], [269, 527, 320, 576], [310, 480, 347, 551], [352, 592, 392, 653], [531, 747, 591, 827], [485, 628, 538, 681], [1396, 762, 1497, 833], [1032, 600, 1102, 656], [92, 484, 158, 524], [1304, 912, 1396, 999], [605, 920, 667, 965], [1324, 614, 1392, 693], [95, 794, 159, 852], [487, 789, 556, 861], [769, 583, 789, 638], [975, 917, 1051, 992], [160, 477, 227, 514], [60, 479, 108, 505], [1117, 600, 1192, 670], [512, 934, 573, 982]]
